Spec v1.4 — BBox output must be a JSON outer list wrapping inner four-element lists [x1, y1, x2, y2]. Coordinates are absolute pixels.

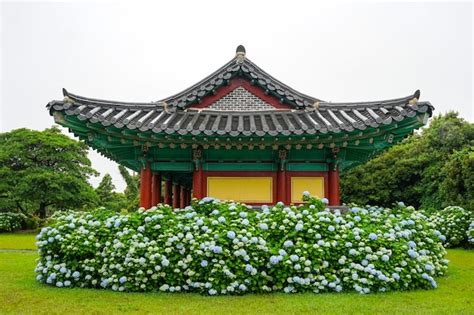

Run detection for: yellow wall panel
[[291, 177, 325, 203], [207, 177, 273, 203]]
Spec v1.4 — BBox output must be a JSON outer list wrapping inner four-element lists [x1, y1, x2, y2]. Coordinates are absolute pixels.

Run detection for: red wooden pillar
[[164, 179, 172, 206], [328, 164, 340, 206], [183, 188, 189, 206], [192, 168, 203, 199], [140, 163, 152, 209], [179, 186, 186, 208], [186, 189, 192, 205], [277, 168, 287, 204], [151, 172, 162, 206], [172, 183, 180, 209]]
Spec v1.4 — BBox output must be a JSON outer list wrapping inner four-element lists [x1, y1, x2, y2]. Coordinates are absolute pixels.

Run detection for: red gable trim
[[189, 78, 292, 110]]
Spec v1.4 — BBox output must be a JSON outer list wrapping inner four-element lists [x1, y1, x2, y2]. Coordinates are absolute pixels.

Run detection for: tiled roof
[[47, 46, 433, 137], [48, 97, 432, 137]]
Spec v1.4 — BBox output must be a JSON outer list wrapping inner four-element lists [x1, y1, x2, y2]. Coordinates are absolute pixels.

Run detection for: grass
[[0, 234, 473, 314], [0, 231, 37, 250]]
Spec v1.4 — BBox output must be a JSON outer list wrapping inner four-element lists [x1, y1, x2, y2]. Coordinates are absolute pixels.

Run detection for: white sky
[[1, 1, 473, 192]]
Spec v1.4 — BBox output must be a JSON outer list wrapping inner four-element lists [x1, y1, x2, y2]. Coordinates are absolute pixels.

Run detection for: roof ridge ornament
[[63, 95, 73, 104], [409, 89, 421, 106], [235, 45, 246, 64]]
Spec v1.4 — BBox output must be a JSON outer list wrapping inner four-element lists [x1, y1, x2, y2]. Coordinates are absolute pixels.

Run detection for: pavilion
[[47, 45, 433, 209]]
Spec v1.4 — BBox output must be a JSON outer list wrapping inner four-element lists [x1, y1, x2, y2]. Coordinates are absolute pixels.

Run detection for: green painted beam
[[203, 163, 277, 171], [151, 162, 194, 172], [287, 163, 328, 172]]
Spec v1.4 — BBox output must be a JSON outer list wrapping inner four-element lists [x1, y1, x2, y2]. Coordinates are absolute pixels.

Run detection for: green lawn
[[1, 234, 473, 314], [0, 231, 37, 250]]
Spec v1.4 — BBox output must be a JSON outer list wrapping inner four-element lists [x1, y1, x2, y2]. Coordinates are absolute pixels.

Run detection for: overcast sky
[[1, 1, 472, 192]]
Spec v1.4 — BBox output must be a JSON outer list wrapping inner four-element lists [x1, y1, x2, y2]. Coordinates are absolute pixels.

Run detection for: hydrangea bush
[[35, 195, 448, 295], [0, 212, 26, 232], [426, 206, 472, 248], [467, 221, 474, 245]]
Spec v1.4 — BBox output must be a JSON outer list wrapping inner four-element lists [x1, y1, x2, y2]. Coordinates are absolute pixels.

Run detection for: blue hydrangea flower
[[295, 223, 304, 231], [328, 225, 335, 232], [259, 223, 268, 230], [321, 198, 329, 204], [408, 249, 417, 258], [283, 240, 294, 248], [212, 246, 223, 254], [245, 264, 254, 272], [201, 260, 208, 267], [351, 207, 360, 214], [119, 276, 127, 284], [208, 289, 217, 295], [381, 255, 390, 262], [270, 256, 280, 265], [368, 233, 378, 241], [227, 231, 236, 239]]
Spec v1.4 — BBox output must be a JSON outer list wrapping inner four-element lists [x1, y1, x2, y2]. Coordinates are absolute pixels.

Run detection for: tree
[[0, 127, 98, 218], [96, 174, 116, 204], [118, 165, 139, 199], [118, 165, 140, 211], [94, 173, 132, 212], [341, 112, 473, 211], [439, 146, 474, 211]]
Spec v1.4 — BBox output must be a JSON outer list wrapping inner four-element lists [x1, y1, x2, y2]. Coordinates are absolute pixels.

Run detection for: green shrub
[[35, 196, 448, 295], [0, 212, 27, 232], [468, 221, 474, 245], [426, 206, 472, 248], [22, 215, 40, 230]]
